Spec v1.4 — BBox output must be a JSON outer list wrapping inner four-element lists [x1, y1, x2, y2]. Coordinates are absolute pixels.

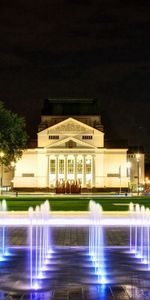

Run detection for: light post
[[10, 161, 15, 190], [145, 177, 150, 191], [127, 161, 131, 193], [119, 165, 121, 194], [0, 151, 4, 195], [136, 153, 140, 196]]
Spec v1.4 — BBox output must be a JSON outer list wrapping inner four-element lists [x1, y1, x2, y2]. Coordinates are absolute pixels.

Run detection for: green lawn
[[0, 195, 150, 211]]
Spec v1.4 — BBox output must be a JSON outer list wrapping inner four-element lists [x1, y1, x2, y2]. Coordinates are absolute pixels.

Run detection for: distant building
[[12, 98, 145, 192]]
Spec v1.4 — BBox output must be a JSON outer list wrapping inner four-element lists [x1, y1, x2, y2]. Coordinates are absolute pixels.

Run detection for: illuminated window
[[65, 141, 76, 148], [85, 159, 91, 174], [77, 158, 83, 173], [50, 160, 56, 173], [59, 159, 64, 174], [68, 159, 74, 174]]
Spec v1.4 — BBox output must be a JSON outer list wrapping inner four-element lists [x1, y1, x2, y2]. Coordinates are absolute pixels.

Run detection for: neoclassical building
[[13, 99, 144, 191]]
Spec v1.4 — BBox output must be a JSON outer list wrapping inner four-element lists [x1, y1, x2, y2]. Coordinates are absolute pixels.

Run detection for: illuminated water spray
[[28, 200, 52, 289], [29, 207, 33, 288], [89, 200, 107, 284], [129, 202, 150, 268], [0, 199, 8, 259]]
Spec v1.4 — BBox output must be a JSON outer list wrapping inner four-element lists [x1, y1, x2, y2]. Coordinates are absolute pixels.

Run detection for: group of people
[[55, 180, 81, 194]]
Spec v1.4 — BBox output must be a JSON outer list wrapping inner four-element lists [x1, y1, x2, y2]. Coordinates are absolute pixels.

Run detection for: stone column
[[74, 155, 77, 182], [47, 156, 49, 188], [55, 155, 59, 182], [92, 155, 95, 187], [64, 155, 68, 183], [83, 155, 86, 188]]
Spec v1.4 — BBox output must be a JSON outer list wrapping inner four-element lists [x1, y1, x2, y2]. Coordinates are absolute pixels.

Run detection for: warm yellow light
[[127, 161, 131, 168], [11, 161, 15, 167], [136, 153, 140, 160], [0, 151, 4, 158]]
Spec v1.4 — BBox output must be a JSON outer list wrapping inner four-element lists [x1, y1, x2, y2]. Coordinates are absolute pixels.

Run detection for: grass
[[0, 195, 150, 211]]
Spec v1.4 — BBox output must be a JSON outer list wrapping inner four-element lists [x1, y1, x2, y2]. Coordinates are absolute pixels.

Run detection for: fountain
[[129, 202, 150, 268], [89, 200, 106, 284], [2, 198, 150, 298], [0, 199, 8, 259], [28, 200, 52, 289], [28, 206, 33, 288]]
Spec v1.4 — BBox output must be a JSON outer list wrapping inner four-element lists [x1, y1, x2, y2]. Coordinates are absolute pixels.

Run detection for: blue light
[[4, 250, 10, 256], [136, 252, 142, 259], [41, 265, 48, 271], [48, 249, 54, 254], [0, 256, 6, 262], [45, 258, 50, 264], [142, 258, 148, 264], [131, 249, 136, 254], [98, 284, 108, 299], [99, 276, 108, 285], [38, 272, 44, 279], [97, 269, 104, 276], [32, 282, 40, 290], [95, 262, 99, 268]]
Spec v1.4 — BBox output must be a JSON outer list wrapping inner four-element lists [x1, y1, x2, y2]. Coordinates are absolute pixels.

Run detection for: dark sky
[[0, 0, 150, 161]]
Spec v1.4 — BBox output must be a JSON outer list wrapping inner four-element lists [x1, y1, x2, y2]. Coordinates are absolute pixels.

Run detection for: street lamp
[[119, 165, 121, 194], [10, 161, 15, 190], [136, 153, 140, 196], [0, 151, 4, 195], [127, 161, 131, 193], [145, 177, 150, 191]]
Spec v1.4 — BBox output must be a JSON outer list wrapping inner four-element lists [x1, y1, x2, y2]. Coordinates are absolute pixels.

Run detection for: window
[[85, 159, 91, 174], [50, 160, 56, 173], [68, 159, 74, 174], [65, 141, 76, 148], [49, 136, 59, 140], [77, 159, 83, 173], [128, 154, 134, 158], [59, 159, 64, 174], [82, 136, 93, 140]]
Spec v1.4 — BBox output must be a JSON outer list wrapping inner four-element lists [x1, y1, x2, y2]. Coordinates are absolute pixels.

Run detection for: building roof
[[41, 98, 99, 116], [127, 146, 144, 154], [105, 139, 128, 149]]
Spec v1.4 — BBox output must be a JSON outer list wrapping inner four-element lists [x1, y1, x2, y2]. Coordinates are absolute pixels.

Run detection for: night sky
[[0, 0, 150, 161]]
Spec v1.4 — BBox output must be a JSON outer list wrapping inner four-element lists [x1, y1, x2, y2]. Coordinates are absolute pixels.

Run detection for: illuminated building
[[13, 99, 145, 192]]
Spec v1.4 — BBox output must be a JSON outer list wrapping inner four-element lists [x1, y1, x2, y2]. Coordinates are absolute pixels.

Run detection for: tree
[[0, 101, 28, 166]]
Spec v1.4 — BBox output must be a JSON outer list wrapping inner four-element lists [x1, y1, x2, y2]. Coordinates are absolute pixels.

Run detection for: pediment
[[45, 136, 96, 149], [38, 117, 94, 135]]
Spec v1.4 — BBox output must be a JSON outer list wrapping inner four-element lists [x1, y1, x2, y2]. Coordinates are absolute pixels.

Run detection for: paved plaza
[[7, 226, 129, 247], [0, 226, 148, 299]]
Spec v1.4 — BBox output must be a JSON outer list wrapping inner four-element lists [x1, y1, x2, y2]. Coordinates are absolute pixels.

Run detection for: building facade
[[13, 99, 145, 192]]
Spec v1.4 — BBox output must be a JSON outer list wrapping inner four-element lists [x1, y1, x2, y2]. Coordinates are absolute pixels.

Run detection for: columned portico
[[49, 154, 94, 188]]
